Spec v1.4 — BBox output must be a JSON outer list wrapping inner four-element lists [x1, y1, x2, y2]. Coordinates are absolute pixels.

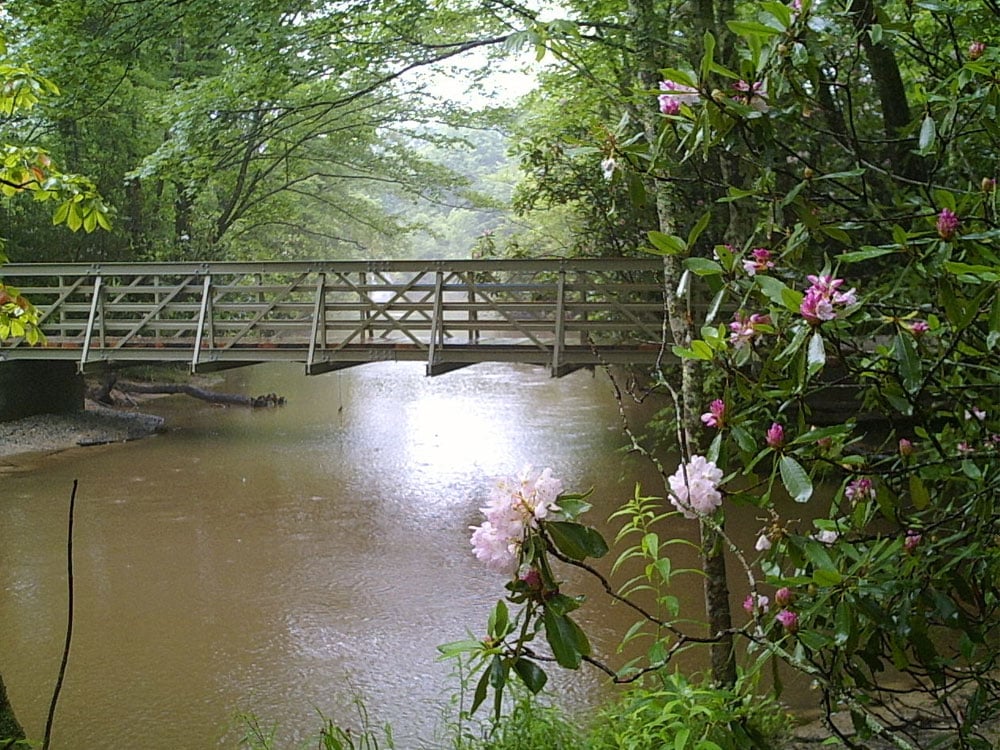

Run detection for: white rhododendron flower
[[668, 455, 724, 519], [470, 466, 564, 575]]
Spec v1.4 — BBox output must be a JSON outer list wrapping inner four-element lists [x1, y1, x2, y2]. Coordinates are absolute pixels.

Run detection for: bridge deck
[[0, 259, 670, 376]]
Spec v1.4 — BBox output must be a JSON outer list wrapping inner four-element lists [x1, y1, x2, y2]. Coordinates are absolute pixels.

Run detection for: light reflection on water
[[0, 362, 680, 748]]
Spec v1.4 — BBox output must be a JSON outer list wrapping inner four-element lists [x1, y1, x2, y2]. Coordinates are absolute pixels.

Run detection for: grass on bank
[[238, 672, 791, 750]]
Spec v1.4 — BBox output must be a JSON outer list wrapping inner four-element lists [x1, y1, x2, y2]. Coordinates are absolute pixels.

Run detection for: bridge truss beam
[[0, 259, 670, 377]]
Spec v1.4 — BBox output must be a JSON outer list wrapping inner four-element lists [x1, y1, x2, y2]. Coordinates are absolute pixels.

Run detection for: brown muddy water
[[0, 362, 783, 748]]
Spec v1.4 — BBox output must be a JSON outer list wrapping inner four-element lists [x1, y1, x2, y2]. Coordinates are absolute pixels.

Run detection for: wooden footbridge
[[0, 259, 669, 377]]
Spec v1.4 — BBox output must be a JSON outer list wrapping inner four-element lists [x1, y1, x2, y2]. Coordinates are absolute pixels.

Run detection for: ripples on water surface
[[1, 362, 689, 748]]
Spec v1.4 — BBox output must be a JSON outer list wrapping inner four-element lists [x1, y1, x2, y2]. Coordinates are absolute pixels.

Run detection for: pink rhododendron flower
[[658, 80, 700, 115], [776, 609, 799, 632], [845, 476, 875, 502], [470, 521, 520, 575], [743, 593, 770, 615], [904, 530, 922, 554], [965, 407, 987, 422], [729, 312, 771, 349], [968, 41, 986, 60], [775, 587, 793, 607], [732, 80, 769, 111], [742, 248, 775, 276], [800, 274, 857, 324], [701, 399, 726, 428], [910, 319, 930, 336], [668, 455, 724, 519], [470, 466, 565, 575], [766, 422, 785, 448], [937, 208, 959, 240]]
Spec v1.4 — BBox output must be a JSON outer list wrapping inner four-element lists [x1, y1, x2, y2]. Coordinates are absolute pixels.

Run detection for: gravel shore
[[0, 402, 166, 460]]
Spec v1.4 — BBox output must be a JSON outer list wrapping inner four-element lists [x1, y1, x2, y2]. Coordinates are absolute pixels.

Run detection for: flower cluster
[[743, 593, 770, 615], [732, 79, 768, 111], [742, 247, 775, 276], [658, 80, 700, 115], [668, 455, 724, 519], [469, 466, 564, 576], [845, 476, 875, 502], [729, 312, 771, 349], [800, 274, 857, 324], [700, 399, 726, 428]]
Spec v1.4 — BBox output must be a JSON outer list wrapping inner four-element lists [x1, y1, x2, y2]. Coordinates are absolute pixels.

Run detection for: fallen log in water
[[91, 374, 285, 408]]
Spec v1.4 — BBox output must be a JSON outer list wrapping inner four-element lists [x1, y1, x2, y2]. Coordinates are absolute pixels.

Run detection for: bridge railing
[[0, 259, 668, 376]]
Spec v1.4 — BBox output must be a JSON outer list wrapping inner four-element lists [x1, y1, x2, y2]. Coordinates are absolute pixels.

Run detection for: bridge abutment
[[0, 361, 85, 422]]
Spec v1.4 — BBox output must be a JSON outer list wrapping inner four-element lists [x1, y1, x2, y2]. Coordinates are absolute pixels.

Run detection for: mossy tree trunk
[[626, 0, 737, 688]]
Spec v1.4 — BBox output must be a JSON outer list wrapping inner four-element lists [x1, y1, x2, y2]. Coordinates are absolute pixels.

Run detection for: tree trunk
[[627, 0, 737, 688]]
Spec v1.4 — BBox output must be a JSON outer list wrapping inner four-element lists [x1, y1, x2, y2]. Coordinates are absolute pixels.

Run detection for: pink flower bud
[[774, 587, 793, 607], [983, 177, 997, 193], [968, 41, 986, 60], [776, 609, 799, 633], [766, 422, 785, 448], [936, 208, 959, 241], [520, 568, 542, 589], [898, 438, 914, 457], [904, 530, 922, 554]]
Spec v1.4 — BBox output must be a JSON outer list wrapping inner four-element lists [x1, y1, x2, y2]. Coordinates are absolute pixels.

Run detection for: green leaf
[[543, 609, 589, 669], [470, 663, 491, 714], [647, 230, 686, 256], [726, 19, 783, 37], [838, 246, 896, 263], [816, 168, 866, 181], [834, 600, 853, 645], [686, 211, 712, 249], [684, 257, 724, 276], [918, 114, 936, 152], [437, 639, 486, 658], [813, 567, 843, 586], [756, 275, 796, 309], [545, 521, 609, 560], [780, 455, 813, 503], [807, 330, 826, 376], [700, 31, 716, 82], [488, 599, 509, 639], [894, 332, 922, 394], [513, 657, 547, 694], [909, 474, 930, 511]]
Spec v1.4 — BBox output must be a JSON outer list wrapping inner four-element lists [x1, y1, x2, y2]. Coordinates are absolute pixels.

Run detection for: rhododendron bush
[[444, 1, 998, 747]]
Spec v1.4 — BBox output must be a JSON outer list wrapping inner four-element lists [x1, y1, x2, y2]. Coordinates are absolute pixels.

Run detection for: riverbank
[[0, 402, 166, 461]]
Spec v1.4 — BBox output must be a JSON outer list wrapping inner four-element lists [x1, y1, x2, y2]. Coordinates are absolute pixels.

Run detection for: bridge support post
[[0, 361, 85, 422]]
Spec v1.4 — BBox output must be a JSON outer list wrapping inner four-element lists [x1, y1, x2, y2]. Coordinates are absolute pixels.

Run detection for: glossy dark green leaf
[[512, 656, 547, 694], [780, 455, 813, 503], [546, 521, 608, 560]]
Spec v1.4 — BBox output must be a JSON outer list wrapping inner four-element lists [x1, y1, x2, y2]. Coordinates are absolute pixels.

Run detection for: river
[[1, 361, 732, 747]]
